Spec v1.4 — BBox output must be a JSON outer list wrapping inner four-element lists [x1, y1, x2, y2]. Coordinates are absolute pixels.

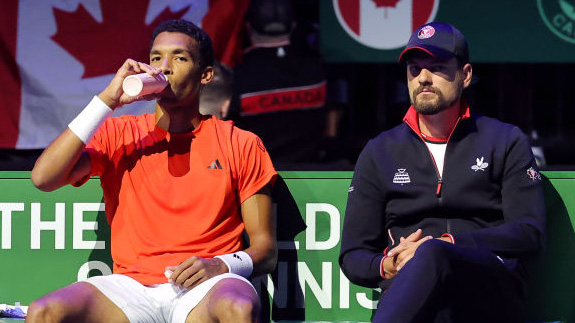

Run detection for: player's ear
[[201, 66, 214, 85], [462, 63, 472, 88]]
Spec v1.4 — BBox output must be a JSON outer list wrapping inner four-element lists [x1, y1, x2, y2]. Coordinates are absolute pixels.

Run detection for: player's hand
[[387, 229, 433, 272], [165, 256, 229, 290], [98, 59, 162, 110]]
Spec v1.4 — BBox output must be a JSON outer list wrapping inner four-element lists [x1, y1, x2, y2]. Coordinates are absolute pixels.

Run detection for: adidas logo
[[207, 159, 223, 169]]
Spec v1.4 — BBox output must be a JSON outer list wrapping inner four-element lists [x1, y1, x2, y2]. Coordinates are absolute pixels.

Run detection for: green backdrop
[[0, 171, 574, 322], [321, 0, 575, 63]]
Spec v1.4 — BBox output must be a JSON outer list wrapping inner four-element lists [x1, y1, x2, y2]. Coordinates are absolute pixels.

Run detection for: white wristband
[[68, 95, 113, 144], [215, 251, 253, 278]]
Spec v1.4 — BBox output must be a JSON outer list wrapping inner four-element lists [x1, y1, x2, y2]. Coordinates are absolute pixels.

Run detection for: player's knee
[[229, 297, 258, 321], [418, 238, 451, 255], [413, 239, 453, 268], [26, 297, 66, 323], [215, 292, 260, 322]]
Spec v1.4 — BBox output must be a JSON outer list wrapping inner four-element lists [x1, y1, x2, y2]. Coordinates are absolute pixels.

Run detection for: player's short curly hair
[[150, 19, 214, 70]]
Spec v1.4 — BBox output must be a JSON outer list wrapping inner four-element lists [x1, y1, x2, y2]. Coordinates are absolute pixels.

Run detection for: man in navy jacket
[[339, 22, 545, 322]]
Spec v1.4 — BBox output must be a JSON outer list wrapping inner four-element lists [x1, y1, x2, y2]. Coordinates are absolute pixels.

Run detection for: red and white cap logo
[[417, 25, 435, 39]]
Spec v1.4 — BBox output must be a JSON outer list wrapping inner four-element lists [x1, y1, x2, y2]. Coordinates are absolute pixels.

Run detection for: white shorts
[[84, 273, 254, 323]]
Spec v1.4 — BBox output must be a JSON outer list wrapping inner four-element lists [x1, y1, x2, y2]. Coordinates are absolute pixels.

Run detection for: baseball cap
[[245, 0, 294, 36], [398, 22, 469, 64]]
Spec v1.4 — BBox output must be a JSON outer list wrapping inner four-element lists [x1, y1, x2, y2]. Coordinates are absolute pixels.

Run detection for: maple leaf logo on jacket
[[51, 0, 189, 78], [527, 167, 541, 180]]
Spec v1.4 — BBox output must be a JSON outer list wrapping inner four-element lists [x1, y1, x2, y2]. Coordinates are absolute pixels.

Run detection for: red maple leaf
[[371, 0, 401, 18], [51, 0, 190, 78], [372, 0, 401, 8]]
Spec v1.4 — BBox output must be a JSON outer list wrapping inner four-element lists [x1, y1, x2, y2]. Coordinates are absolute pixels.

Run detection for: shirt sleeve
[[339, 140, 388, 288], [234, 129, 277, 203], [453, 127, 546, 261]]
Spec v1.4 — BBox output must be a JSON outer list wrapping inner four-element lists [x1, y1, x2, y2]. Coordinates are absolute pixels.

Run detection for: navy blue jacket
[[339, 107, 546, 290]]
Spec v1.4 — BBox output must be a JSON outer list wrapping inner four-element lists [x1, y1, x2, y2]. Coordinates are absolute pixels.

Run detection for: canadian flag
[[0, 0, 249, 149], [333, 0, 438, 49]]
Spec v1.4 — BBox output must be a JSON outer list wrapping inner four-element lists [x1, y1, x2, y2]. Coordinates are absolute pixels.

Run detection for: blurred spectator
[[200, 61, 234, 119], [228, 0, 348, 170]]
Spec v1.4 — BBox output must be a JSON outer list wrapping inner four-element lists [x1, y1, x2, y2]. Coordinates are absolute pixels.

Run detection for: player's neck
[[418, 104, 461, 139], [155, 104, 202, 133]]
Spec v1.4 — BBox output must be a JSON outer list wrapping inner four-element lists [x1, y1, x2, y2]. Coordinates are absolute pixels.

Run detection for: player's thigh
[[27, 281, 128, 323], [185, 278, 260, 323]]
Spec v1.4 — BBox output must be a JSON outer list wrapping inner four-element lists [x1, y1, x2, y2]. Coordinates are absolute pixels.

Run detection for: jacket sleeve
[[453, 127, 546, 260], [339, 141, 388, 288]]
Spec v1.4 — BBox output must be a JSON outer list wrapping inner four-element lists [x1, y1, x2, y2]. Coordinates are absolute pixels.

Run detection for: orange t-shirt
[[82, 114, 277, 285]]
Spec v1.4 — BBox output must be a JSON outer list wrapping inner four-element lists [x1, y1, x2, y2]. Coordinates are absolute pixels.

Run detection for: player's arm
[[239, 184, 277, 276], [30, 130, 92, 192], [31, 59, 162, 192], [167, 185, 276, 290]]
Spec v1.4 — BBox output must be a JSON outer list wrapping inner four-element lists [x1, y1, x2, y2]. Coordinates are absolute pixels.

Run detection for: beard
[[411, 84, 462, 115]]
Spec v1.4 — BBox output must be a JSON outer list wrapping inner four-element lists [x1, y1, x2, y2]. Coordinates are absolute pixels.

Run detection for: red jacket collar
[[403, 100, 471, 143]]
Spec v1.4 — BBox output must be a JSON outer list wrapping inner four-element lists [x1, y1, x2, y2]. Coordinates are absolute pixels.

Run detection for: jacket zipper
[[403, 107, 469, 236], [429, 119, 463, 234], [436, 179, 443, 197], [426, 146, 450, 232], [404, 112, 465, 202], [425, 115, 464, 200], [433, 165, 443, 204], [426, 149, 443, 199]]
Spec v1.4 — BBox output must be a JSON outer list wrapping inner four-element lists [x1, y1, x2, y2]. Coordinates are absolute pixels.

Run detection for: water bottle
[[122, 73, 168, 97]]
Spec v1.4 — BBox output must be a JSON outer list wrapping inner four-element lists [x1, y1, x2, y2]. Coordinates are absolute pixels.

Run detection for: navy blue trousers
[[373, 239, 525, 323]]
